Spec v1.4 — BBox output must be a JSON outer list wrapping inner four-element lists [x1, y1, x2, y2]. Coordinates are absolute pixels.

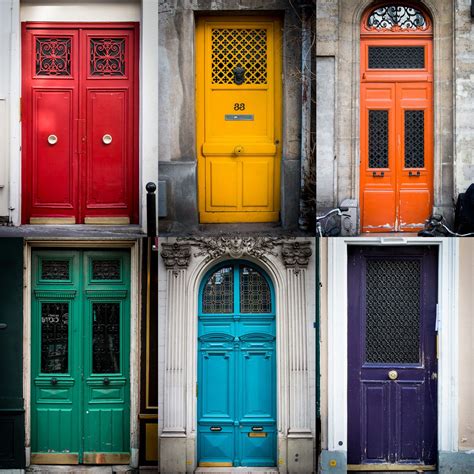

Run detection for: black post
[[472, 0, 474, 18], [146, 182, 157, 239]]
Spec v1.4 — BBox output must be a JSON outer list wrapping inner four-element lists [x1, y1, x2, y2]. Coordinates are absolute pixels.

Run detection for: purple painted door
[[348, 246, 438, 467]]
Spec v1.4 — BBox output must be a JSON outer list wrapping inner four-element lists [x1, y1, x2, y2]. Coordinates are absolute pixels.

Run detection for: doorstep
[[27, 466, 138, 473], [195, 468, 279, 474]]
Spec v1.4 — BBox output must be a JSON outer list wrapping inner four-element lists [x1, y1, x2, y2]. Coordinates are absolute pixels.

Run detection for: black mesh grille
[[41, 260, 69, 280], [240, 266, 271, 313], [365, 259, 421, 364], [405, 110, 425, 168], [92, 260, 121, 280], [202, 267, 234, 314], [369, 110, 389, 169], [368, 46, 425, 69]]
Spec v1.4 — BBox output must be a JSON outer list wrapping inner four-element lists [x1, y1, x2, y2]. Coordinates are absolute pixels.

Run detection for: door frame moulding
[[326, 237, 459, 466], [22, 239, 142, 468]]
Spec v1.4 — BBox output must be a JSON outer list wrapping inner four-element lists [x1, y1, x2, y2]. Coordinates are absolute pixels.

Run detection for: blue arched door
[[198, 261, 276, 467]]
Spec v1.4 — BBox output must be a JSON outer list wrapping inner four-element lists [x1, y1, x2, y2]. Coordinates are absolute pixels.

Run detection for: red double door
[[22, 24, 139, 224]]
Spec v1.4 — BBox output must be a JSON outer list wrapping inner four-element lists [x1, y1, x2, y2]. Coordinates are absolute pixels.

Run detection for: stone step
[[195, 469, 279, 474]]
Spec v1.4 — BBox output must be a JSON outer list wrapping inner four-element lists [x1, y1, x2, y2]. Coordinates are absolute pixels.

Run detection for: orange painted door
[[361, 82, 433, 232], [360, 36, 433, 233]]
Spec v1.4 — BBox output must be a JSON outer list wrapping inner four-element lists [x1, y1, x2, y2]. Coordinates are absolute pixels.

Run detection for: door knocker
[[233, 66, 245, 85]]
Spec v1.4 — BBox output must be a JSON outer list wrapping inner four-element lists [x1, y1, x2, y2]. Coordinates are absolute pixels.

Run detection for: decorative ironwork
[[41, 302, 69, 373], [405, 110, 425, 168], [92, 260, 121, 280], [92, 302, 120, 373], [240, 266, 271, 313], [202, 266, 234, 314], [90, 38, 126, 76], [369, 110, 389, 168], [211, 28, 267, 85], [368, 46, 425, 69], [365, 259, 421, 364], [41, 260, 70, 280], [35, 38, 71, 76], [367, 5, 428, 31]]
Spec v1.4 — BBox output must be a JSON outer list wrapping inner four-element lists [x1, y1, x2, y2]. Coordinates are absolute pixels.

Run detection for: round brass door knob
[[47, 134, 58, 145], [388, 370, 398, 380], [102, 134, 113, 145], [234, 145, 244, 155]]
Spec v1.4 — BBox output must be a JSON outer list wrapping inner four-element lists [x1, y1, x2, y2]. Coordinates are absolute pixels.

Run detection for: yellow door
[[196, 17, 282, 223]]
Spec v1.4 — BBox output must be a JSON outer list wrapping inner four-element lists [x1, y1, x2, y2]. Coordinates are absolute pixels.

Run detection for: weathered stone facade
[[159, 0, 313, 232], [316, 0, 474, 233]]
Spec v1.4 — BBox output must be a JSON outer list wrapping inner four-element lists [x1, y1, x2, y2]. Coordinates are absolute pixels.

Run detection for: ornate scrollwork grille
[[369, 110, 389, 168], [367, 5, 428, 31], [211, 28, 268, 85], [41, 260, 70, 280], [90, 38, 126, 76], [35, 38, 71, 76], [92, 260, 121, 280], [365, 259, 421, 364], [41, 302, 69, 373], [202, 266, 234, 313], [405, 110, 425, 168], [240, 266, 271, 313], [92, 302, 120, 373]]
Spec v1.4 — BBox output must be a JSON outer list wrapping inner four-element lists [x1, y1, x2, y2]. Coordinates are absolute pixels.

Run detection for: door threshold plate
[[83, 452, 130, 464], [84, 217, 131, 225], [31, 453, 79, 464], [30, 217, 76, 225], [348, 465, 437, 471]]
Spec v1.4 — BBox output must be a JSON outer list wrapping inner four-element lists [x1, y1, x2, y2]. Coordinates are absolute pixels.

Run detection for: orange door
[[360, 14, 433, 233]]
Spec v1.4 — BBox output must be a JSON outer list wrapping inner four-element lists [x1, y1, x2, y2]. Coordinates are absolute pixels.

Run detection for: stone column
[[159, 242, 191, 473], [282, 241, 314, 473]]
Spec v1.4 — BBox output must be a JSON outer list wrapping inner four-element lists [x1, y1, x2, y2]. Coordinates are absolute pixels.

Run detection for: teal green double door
[[31, 250, 131, 465]]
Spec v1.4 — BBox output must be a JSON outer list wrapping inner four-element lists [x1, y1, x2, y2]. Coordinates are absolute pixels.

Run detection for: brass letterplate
[[248, 432, 267, 438]]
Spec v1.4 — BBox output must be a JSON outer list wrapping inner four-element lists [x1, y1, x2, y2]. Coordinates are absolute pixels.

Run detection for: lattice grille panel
[[369, 110, 389, 169], [36, 38, 71, 76], [368, 46, 425, 69], [405, 110, 425, 168], [92, 260, 121, 280], [41, 302, 69, 373], [92, 302, 120, 373], [211, 28, 268, 85], [240, 266, 271, 313], [202, 267, 234, 313], [41, 260, 70, 280], [90, 38, 126, 76], [365, 259, 421, 364]]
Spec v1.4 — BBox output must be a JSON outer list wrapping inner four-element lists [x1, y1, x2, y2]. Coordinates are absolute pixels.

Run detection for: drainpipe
[[299, 2, 313, 230], [315, 237, 321, 456]]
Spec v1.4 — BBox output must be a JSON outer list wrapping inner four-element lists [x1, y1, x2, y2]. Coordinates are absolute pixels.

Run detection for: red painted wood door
[[22, 24, 139, 224]]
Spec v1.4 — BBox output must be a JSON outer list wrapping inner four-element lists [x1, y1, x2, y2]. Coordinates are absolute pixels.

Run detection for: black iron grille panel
[[202, 266, 234, 313], [405, 110, 425, 168], [92, 259, 121, 280], [368, 46, 425, 69], [92, 302, 120, 373], [41, 260, 69, 280], [240, 266, 271, 313], [369, 110, 389, 168], [365, 259, 421, 364], [41, 302, 69, 373]]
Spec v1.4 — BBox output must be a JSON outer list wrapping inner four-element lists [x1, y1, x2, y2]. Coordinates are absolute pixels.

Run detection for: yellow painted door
[[197, 17, 282, 223]]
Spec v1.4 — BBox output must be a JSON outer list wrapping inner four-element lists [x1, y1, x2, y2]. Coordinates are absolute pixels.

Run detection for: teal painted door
[[31, 250, 130, 465], [198, 262, 276, 467]]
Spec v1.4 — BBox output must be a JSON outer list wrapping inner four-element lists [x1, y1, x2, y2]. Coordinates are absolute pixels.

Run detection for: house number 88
[[234, 103, 245, 111]]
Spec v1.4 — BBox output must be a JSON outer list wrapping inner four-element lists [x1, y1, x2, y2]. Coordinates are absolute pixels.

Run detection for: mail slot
[[248, 432, 267, 438], [252, 426, 263, 431], [210, 426, 222, 432]]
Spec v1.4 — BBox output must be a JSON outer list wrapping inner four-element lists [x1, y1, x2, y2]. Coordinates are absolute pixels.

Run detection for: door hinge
[[19, 97, 22, 122], [196, 383, 198, 398], [435, 303, 440, 331]]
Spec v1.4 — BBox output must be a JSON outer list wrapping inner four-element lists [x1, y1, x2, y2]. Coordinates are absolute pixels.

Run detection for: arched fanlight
[[367, 5, 428, 31]]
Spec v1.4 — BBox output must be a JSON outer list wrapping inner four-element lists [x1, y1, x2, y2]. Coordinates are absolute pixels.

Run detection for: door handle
[[102, 134, 113, 145], [388, 370, 398, 380], [0, 323, 7, 330], [210, 426, 222, 432], [372, 171, 385, 178], [234, 145, 244, 156], [51, 377, 58, 385], [409, 171, 421, 177], [103, 377, 110, 385], [48, 134, 58, 145]]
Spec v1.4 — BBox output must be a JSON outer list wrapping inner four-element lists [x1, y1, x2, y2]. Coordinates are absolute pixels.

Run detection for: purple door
[[348, 246, 438, 468]]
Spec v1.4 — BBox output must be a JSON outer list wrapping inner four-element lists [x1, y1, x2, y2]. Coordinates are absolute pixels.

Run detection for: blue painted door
[[198, 262, 276, 467], [348, 246, 438, 468]]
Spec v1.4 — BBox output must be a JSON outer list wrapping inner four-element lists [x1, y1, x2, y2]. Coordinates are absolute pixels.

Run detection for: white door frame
[[22, 239, 142, 467], [327, 237, 459, 458]]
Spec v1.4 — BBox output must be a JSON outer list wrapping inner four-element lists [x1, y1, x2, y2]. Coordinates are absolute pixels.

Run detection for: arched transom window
[[201, 262, 273, 315], [364, 4, 430, 33]]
